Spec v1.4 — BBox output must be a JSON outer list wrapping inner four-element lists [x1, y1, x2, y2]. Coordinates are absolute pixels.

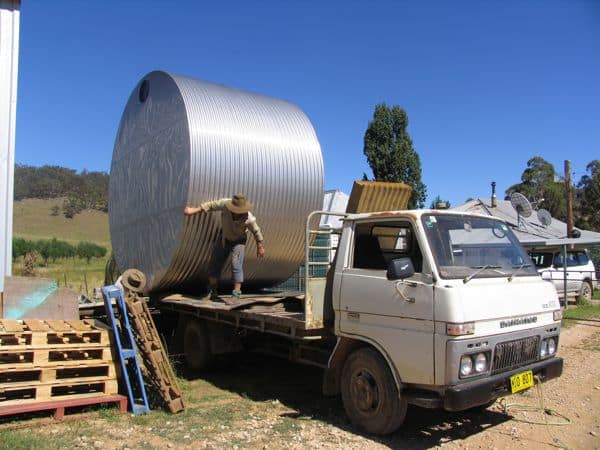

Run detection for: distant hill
[[14, 164, 108, 218], [13, 198, 110, 247]]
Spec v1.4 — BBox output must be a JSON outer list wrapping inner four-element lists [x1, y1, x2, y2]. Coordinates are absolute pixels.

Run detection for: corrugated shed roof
[[453, 199, 600, 247]]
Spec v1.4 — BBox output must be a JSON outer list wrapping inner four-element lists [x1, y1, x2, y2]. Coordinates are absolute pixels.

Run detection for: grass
[[11, 198, 110, 296], [11, 256, 107, 297], [563, 303, 600, 322], [13, 198, 109, 246]]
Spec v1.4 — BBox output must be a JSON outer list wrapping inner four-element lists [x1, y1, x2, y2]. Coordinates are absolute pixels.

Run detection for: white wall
[[0, 0, 20, 295]]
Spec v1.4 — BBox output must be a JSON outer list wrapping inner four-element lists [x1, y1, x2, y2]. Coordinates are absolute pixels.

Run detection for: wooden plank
[[45, 321, 72, 332], [22, 320, 50, 332], [66, 321, 94, 332], [0, 320, 25, 333]]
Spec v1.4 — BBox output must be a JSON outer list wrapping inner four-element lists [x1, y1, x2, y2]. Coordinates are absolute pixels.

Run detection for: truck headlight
[[547, 337, 556, 355], [540, 337, 558, 358], [474, 353, 488, 373], [460, 355, 473, 376], [553, 310, 563, 321]]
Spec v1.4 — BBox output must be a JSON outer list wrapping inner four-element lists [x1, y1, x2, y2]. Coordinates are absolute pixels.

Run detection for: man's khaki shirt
[[200, 198, 264, 244]]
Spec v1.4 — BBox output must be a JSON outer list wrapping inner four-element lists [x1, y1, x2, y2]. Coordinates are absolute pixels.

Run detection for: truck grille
[[491, 336, 540, 374]]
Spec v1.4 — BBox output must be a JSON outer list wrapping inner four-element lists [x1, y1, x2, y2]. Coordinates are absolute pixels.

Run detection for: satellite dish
[[537, 209, 552, 227], [510, 192, 533, 218]]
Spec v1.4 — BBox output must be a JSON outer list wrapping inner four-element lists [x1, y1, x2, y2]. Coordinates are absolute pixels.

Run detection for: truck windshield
[[421, 214, 537, 280]]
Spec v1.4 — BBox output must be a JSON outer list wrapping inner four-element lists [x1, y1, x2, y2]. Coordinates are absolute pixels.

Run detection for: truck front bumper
[[443, 356, 563, 411]]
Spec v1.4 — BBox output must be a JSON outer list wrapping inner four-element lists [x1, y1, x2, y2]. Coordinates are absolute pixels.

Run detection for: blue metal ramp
[[102, 285, 150, 415]]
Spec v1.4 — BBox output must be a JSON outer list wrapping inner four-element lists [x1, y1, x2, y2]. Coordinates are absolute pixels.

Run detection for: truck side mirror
[[387, 257, 415, 280]]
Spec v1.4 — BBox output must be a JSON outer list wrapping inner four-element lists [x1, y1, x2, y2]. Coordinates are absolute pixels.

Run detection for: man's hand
[[184, 206, 202, 216], [257, 245, 266, 258]]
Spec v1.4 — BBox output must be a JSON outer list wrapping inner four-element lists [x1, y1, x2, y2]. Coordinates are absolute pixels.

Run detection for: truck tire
[[578, 281, 593, 304], [182, 317, 214, 371], [341, 347, 407, 435]]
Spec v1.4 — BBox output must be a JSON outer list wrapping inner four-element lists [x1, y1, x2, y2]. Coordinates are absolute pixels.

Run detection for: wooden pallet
[[0, 363, 116, 386], [0, 394, 127, 420], [0, 319, 119, 411], [0, 347, 113, 369], [0, 378, 119, 407], [0, 320, 109, 349], [125, 294, 185, 413]]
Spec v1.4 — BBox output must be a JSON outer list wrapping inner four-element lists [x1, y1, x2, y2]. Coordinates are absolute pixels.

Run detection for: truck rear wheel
[[182, 317, 213, 371], [341, 347, 406, 435]]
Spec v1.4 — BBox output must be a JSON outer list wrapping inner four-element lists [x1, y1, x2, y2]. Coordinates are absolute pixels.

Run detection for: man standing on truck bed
[[184, 194, 265, 299]]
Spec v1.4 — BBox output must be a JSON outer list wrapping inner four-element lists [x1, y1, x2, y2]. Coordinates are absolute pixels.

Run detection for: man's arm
[[247, 213, 265, 257], [184, 199, 229, 216]]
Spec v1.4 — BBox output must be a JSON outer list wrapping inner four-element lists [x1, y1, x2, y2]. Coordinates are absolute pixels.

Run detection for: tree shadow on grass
[[178, 352, 511, 449]]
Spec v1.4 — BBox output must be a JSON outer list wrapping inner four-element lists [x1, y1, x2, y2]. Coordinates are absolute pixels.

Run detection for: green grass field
[[13, 198, 109, 245], [12, 198, 110, 296]]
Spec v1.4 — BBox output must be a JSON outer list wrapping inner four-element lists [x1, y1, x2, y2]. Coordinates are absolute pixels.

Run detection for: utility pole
[[564, 160, 574, 238]]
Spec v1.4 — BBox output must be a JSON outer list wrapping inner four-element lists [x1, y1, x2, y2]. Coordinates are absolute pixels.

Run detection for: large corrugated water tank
[[109, 71, 324, 293]]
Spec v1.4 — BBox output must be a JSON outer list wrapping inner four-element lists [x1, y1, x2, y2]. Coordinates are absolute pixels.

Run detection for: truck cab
[[327, 210, 562, 433]]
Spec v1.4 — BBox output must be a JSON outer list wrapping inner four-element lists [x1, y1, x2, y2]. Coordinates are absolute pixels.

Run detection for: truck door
[[338, 219, 435, 384]]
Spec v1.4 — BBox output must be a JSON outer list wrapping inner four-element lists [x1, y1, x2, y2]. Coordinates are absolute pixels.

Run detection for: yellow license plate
[[510, 370, 534, 393]]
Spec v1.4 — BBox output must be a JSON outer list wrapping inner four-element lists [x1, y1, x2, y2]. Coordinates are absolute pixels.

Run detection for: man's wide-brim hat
[[121, 268, 146, 293], [225, 194, 253, 214]]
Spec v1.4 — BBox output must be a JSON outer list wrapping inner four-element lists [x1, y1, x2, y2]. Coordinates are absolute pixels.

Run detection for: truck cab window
[[353, 221, 423, 272]]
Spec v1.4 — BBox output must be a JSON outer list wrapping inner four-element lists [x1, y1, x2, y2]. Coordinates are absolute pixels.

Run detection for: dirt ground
[[1, 321, 599, 450]]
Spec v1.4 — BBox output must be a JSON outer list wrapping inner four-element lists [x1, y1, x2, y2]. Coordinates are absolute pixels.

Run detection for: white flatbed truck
[[157, 209, 563, 435]]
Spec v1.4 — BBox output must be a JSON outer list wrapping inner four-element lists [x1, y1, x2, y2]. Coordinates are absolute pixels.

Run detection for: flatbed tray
[[160, 292, 304, 311], [158, 292, 326, 338]]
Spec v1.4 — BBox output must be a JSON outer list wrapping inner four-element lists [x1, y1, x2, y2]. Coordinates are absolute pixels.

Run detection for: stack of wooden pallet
[[0, 319, 126, 419]]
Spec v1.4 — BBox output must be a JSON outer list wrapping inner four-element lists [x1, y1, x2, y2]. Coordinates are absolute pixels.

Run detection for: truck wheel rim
[[351, 370, 379, 413]]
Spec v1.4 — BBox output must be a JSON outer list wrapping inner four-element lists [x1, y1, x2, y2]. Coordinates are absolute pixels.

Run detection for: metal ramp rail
[[304, 211, 346, 329], [102, 285, 150, 415]]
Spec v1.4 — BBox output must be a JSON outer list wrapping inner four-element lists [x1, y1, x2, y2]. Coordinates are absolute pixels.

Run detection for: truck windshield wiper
[[508, 263, 532, 281], [463, 265, 502, 284]]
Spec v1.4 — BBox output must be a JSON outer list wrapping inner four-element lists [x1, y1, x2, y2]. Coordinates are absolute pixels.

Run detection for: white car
[[528, 248, 597, 302]]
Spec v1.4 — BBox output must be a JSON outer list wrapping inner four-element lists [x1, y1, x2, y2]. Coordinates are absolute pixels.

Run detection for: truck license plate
[[510, 370, 534, 393]]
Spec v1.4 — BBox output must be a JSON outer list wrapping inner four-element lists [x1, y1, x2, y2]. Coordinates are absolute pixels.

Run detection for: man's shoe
[[208, 287, 219, 301], [232, 289, 242, 299]]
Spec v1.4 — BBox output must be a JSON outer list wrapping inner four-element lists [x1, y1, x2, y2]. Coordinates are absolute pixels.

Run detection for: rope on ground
[[498, 375, 571, 449]]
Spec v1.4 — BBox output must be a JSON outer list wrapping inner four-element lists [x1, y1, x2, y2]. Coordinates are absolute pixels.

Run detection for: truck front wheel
[[341, 347, 407, 435]]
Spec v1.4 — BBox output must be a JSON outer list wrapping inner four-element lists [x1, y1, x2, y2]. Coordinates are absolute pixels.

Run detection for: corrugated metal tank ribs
[[109, 71, 324, 293]]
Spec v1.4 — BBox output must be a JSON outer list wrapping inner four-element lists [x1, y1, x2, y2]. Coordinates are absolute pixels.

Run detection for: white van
[[528, 248, 597, 302]]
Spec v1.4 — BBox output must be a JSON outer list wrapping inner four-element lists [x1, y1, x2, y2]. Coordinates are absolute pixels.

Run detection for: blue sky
[[15, 1, 600, 206]]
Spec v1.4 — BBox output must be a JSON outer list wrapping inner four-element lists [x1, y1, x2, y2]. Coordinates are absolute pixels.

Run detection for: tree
[[505, 157, 566, 220], [363, 104, 427, 208], [576, 160, 600, 231], [77, 241, 107, 264], [35, 239, 51, 265]]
